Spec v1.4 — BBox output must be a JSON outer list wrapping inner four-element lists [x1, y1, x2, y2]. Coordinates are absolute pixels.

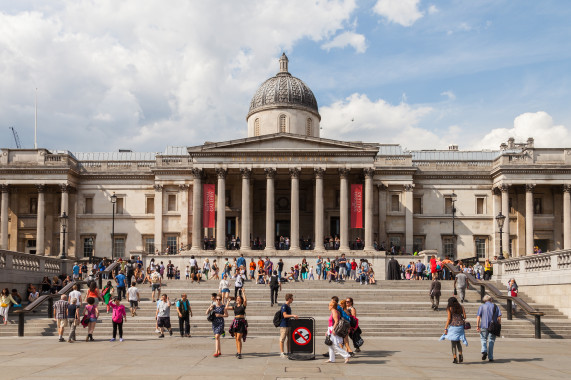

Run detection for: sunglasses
[[216, 298, 222, 301]]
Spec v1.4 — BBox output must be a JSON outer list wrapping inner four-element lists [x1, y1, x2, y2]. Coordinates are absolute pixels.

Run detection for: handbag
[[80, 315, 89, 328], [207, 309, 216, 322], [464, 322, 471, 330], [324, 334, 333, 346]]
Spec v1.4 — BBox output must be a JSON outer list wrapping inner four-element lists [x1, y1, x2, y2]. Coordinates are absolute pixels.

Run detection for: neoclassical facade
[[2, 55, 571, 260]]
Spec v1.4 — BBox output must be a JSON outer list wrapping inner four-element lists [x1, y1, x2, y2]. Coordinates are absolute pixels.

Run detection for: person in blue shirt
[[72, 263, 80, 281], [236, 254, 246, 270], [477, 295, 502, 362], [115, 271, 127, 301], [279, 293, 298, 358]]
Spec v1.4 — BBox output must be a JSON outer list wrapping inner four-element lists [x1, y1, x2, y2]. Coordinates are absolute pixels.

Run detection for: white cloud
[[373, 0, 423, 27], [477, 111, 571, 149], [428, 5, 438, 14], [322, 31, 367, 53], [440, 90, 456, 101]]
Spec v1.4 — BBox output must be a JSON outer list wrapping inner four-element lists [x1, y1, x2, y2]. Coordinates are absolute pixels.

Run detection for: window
[[167, 194, 177, 211], [144, 236, 155, 254], [475, 237, 486, 259], [85, 197, 93, 214], [388, 235, 402, 251], [116, 198, 124, 214], [146, 197, 154, 214], [306, 118, 312, 136], [413, 236, 425, 252], [444, 198, 453, 214], [166, 236, 177, 253], [391, 194, 400, 212], [254, 118, 260, 136], [534, 198, 543, 214], [509, 197, 514, 214], [476, 197, 485, 215], [29, 197, 38, 214], [413, 197, 422, 214], [279, 114, 286, 132], [442, 236, 455, 257], [114, 237, 125, 257], [26, 239, 36, 248], [83, 236, 94, 257]]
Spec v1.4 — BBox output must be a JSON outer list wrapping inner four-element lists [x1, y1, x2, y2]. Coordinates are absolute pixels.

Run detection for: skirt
[[229, 318, 248, 341]]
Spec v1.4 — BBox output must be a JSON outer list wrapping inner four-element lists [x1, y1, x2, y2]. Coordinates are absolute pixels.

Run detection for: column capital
[[564, 184, 571, 193], [0, 184, 8, 193], [363, 168, 375, 178], [60, 184, 71, 193], [404, 184, 414, 192], [36, 184, 46, 193], [264, 168, 276, 179], [240, 168, 252, 179], [179, 184, 189, 191], [314, 167, 325, 178], [338, 168, 350, 178], [289, 168, 300, 178], [154, 184, 163, 192], [215, 168, 227, 179], [525, 184, 536, 193], [191, 168, 202, 179], [377, 184, 387, 191], [499, 184, 510, 193]]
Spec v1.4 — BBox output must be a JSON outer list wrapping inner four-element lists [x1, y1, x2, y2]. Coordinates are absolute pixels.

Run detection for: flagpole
[[34, 88, 38, 149]]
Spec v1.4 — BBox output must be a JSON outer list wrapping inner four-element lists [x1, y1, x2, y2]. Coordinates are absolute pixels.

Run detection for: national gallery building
[[2, 54, 571, 260]]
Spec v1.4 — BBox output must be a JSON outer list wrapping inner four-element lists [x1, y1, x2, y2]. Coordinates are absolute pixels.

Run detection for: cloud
[[440, 91, 456, 101], [320, 93, 441, 148], [322, 31, 367, 53], [428, 5, 438, 14], [373, 0, 423, 27], [477, 111, 571, 149]]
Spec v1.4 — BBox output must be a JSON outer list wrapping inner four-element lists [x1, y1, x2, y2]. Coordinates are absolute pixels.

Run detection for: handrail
[[443, 262, 544, 339]]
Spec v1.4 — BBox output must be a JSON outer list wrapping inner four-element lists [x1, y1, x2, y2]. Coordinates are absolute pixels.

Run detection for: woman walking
[[85, 282, 103, 306], [227, 289, 248, 359], [212, 260, 220, 280], [206, 295, 228, 357], [338, 300, 355, 357], [84, 297, 99, 341], [102, 281, 114, 313], [203, 259, 210, 280], [301, 258, 308, 281], [346, 297, 363, 352], [508, 278, 518, 313], [325, 298, 351, 364], [1, 288, 19, 325], [440, 297, 468, 363], [219, 273, 230, 303], [109, 297, 127, 342]]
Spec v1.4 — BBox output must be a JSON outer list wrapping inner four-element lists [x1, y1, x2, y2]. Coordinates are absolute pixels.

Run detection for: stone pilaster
[[1, 185, 9, 250], [377, 184, 387, 248], [500, 184, 510, 256], [59, 184, 70, 257], [404, 184, 414, 254], [240, 168, 252, 250], [154, 184, 164, 253], [179, 184, 189, 249], [564, 184, 571, 250]]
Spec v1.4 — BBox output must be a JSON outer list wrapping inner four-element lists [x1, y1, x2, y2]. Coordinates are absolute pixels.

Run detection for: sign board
[[289, 317, 315, 359]]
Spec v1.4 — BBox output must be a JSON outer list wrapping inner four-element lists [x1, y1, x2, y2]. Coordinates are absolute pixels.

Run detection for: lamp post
[[496, 212, 506, 260], [58, 212, 68, 259], [111, 192, 117, 259], [451, 191, 457, 259]]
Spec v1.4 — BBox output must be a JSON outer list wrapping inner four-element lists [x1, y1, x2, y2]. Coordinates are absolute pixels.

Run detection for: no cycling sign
[[289, 318, 315, 359], [292, 326, 312, 346]]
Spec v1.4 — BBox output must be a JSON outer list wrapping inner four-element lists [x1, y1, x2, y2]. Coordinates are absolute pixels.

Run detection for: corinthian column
[[265, 168, 276, 251], [36, 185, 46, 255], [240, 168, 251, 250], [364, 168, 375, 251], [404, 184, 414, 254], [564, 185, 571, 249], [339, 168, 350, 251], [154, 184, 163, 253], [314, 168, 325, 252], [191, 169, 202, 251], [1, 185, 9, 250], [500, 184, 510, 256], [215, 168, 227, 251], [290, 168, 300, 251], [525, 184, 535, 256]]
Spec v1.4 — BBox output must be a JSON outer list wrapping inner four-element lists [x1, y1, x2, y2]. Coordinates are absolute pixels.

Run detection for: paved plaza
[[1, 336, 570, 379]]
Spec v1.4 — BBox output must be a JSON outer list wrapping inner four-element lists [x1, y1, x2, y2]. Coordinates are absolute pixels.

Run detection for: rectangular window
[[391, 194, 400, 212], [413, 197, 422, 214], [29, 197, 38, 214], [144, 237, 155, 254], [388, 235, 401, 251], [444, 198, 453, 214], [83, 236, 95, 257], [114, 237, 125, 257], [85, 197, 93, 214], [146, 197, 155, 214], [166, 236, 177, 253], [476, 197, 484, 215], [442, 236, 455, 257], [413, 236, 425, 253], [168, 194, 177, 211], [116, 198, 124, 214], [534, 198, 543, 214], [475, 237, 486, 259]]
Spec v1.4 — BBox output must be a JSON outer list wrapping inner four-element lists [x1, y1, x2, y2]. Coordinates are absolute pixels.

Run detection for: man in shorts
[[279, 293, 298, 358], [151, 269, 162, 302], [155, 294, 173, 338], [127, 281, 140, 317], [53, 294, 69, 342]]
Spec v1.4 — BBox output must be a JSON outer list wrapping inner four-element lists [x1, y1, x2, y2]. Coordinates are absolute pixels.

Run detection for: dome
[[247, 53, 319, 119]]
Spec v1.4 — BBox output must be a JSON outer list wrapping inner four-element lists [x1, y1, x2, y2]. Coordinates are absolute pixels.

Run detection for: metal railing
[[443, 262, 545, 339]]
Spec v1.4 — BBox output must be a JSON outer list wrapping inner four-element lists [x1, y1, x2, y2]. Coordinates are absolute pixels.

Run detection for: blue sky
[[1, 0, 570, 151]]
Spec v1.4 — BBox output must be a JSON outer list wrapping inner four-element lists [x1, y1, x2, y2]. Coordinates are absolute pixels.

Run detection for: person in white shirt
[[68, 285, 83, 307], [127, 282, 140, 317], [219, 274, 230, 303], [189, 256, 198, 276]]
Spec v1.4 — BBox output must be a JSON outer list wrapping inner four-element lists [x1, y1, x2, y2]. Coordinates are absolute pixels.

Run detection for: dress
[[211, 305, 225, 335]]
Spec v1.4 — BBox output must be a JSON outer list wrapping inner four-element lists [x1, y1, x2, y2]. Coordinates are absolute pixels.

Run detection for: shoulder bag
[[488, 305, 501, 336]]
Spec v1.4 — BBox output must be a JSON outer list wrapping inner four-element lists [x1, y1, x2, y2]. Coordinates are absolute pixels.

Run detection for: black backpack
[[273, 309, 283, 327]]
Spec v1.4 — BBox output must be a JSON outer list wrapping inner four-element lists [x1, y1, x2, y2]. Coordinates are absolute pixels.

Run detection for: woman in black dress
[[206, 295, 228, 357], [227, 289, 248, 359]]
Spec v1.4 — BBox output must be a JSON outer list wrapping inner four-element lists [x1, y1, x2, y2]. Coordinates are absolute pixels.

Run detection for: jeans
[[117, 286, 126, 301], [480, 328, 496, 360], [179, 315, 190, 336]]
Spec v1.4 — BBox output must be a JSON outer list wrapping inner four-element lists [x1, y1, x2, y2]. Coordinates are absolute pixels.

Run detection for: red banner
[[351, 184, 363, 229], [203, 184, 216, 229]]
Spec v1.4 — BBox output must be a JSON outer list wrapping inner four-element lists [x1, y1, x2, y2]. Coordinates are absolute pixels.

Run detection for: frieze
[[231, 155, 332, 163]]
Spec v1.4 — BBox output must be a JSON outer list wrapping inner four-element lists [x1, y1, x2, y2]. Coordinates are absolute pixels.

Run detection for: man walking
[[127, 281, 140, 317], [269, 270, 281, 307], [454, 271, 468, 303], [115, 270, 127, 301], [151, 269, 162, 302], [155, 294, 173, 338], [67, 297, 80, 343], [477, 295, 502, 362], [53, 294, 69, 342], [69, 284, 83, 307], [429, 276, 441, 311], [72, 262, 80, 281], [279, 293, 298, 358], [176, 293, 193, 337]]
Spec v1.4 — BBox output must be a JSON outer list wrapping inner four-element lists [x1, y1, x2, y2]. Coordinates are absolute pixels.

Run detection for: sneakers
[[158, 334, 165, 338], [120, 338, 124, 342], [280, 353, 288, 358], [155, 328, 160, 333], [169, 329, 173, 336], [110, 338, 116, 342], [482, 352, 487, 361], [237, 353, 242, 359], [222, 331, 226, 337], [58, 337, 65, 342]]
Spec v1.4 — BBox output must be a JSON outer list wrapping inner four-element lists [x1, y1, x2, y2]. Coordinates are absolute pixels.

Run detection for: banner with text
[[351, 184, 363, 229], [203, 184, 216, 229]]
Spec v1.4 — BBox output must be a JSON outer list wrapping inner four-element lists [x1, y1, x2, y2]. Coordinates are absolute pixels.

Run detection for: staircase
[[2, 279, 571, 339]]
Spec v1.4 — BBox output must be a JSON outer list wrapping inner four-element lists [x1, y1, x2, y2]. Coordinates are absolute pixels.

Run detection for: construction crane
[[9, 127, 22, 148]]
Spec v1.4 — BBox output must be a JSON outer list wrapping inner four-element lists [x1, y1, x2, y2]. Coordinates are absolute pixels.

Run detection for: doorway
[[226, 217, 236, 239], [276, 220, 291, 239], [330, 217, 340, 238]]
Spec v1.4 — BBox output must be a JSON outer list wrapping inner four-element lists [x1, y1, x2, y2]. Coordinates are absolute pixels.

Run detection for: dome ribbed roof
[[247, 54, 318, 117]]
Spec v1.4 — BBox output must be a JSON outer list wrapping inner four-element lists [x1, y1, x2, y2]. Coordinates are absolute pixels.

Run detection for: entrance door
[[330, 217, 340, 238], [226, 217, 236, 239], [276, 220, 291, 239]]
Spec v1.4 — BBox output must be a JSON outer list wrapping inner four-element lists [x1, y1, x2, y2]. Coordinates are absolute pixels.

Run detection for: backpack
[[273, 309, 284, 327]]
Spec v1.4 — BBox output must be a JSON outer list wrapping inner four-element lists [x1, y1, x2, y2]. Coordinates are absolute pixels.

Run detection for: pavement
[[1, 336, 571, 379]]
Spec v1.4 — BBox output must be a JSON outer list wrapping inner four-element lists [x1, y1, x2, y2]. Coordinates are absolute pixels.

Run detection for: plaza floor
[[1, 335, 570, 379]]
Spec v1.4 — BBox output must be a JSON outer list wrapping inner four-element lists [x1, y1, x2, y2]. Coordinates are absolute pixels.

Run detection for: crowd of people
[[401, 256, 495, 281]]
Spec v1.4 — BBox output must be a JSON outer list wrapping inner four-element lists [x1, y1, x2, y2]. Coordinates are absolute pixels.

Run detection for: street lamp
[[496, 212, 506, 260], [58, 212, 68, 259], [451, 191, 458, 259], [111, 192, 117, 259]]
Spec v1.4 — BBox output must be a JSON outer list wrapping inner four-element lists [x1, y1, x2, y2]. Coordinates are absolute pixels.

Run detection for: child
[[109, 297, 127, 342], [185, 266, 190, 280]]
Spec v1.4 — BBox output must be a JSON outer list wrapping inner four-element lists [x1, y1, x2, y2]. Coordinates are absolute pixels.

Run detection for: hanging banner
[[351, 184, 363, 229], [203, 184, 216, 229]]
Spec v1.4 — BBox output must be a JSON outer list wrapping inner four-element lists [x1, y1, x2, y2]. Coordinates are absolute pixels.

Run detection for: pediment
[[187, 133, 378, 155]]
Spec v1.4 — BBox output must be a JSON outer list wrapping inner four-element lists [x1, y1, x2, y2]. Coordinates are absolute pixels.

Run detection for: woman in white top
[[203, 259, 211, 280], [218, 274, 230, 303]]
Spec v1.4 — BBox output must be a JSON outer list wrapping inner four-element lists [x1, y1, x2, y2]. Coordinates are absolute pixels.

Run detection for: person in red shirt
[[350, 259, 358, 280], [430, 255, 437, 280]]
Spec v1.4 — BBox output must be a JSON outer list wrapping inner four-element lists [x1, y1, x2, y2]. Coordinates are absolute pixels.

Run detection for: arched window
[[306, 118, 312, 136], [279, 114, 286, 133], [254, 118, 260, 136]]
